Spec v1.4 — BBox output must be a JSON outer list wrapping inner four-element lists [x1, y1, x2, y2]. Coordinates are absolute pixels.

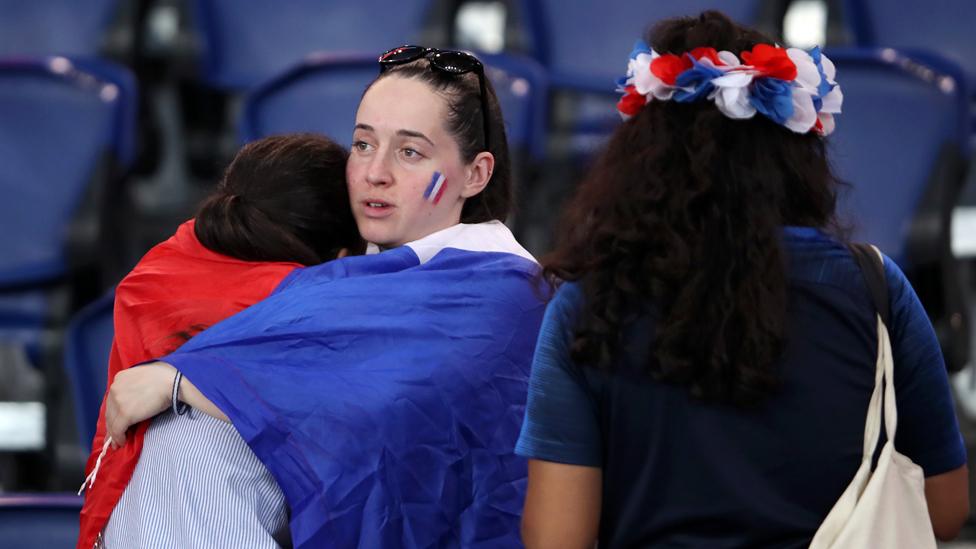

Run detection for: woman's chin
[[360, 230, 403, 250], [357, 221, 396, 248]]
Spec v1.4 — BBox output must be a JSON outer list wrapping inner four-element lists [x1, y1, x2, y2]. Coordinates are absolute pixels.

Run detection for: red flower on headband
[[617, 85, 646, 116], [650, 54, 691, 85], [689, 47, 723, 66], [651, 47, 725, 85], [740, 44, 797, 80]]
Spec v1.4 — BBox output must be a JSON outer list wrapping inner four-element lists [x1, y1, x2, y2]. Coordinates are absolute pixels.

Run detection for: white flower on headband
[[709, 53, 755, 120], [630, 51, 674, 100], [783, 48, 821, 133], [617, 40, 843, 135], [815, 51, 843, 135]]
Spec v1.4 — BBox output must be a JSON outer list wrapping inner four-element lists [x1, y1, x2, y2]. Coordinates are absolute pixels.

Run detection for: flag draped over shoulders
[[77, 220, 300, 549], [164, 221, 547, 549]]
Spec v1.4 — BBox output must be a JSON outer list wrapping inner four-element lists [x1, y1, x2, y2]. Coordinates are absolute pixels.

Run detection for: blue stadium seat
[[0, 57, 135, 363], [518, 0, 765, 93], [64, 291, 115, 451], [0, 493, 83, 548], [0, 0, 120, 57], [516, 0, 766, 161], [827, 48, 970, 370], [190, 0, 435, 90], [240, 51, 548, 162], [844, 0, 976, 97], [480, 52, 550, 163], [240, 55, 378, 146], [827, 49, 968, 265]]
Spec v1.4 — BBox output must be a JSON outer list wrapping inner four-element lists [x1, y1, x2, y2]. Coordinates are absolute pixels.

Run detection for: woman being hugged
[[78, 134, 361, 549], [517, 11, 968, 548]]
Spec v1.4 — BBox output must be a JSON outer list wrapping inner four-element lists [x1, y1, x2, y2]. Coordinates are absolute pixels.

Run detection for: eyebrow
[[396, 129, 435, 147], [353, 124, 435, 147]]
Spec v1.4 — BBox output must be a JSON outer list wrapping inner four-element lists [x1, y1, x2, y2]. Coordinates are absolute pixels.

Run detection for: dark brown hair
[[194, 133, 363, 265], [544, 11, 840, 407], [371, 56, 513, 223]]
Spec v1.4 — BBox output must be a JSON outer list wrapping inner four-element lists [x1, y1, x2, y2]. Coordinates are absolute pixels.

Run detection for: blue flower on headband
[[618, 39, 653, 90], [629, 39, 652, 60], [808, 46, 835, 112], [673, 55, 723, 103], [749, 77, 794, 125]]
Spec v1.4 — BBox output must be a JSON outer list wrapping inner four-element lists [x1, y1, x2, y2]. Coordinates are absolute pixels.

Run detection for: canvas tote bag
[[808, 244, 936, 549]]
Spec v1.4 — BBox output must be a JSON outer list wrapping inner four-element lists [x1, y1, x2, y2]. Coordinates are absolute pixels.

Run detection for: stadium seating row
[[0, 4, 973, 543], [6, 44, 962, 457], [2, 1, 973, 101]]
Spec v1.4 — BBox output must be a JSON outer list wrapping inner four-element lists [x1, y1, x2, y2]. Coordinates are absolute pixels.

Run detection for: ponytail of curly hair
[[543, 11, 839, 407]]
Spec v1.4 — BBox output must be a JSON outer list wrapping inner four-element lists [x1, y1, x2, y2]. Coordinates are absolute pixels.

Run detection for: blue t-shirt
[[516, 227, 966, 548]]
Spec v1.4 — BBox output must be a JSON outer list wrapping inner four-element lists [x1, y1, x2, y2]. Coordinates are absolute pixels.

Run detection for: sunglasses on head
[[378, 45, 491, 151]]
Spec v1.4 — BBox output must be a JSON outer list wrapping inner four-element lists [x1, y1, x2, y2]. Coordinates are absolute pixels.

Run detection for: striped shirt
[[101, 408, 291, 548]]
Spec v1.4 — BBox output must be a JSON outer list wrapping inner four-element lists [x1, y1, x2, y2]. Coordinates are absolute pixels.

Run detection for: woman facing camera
[[103, 46, 546, 548], [517, 11, 968, 549]]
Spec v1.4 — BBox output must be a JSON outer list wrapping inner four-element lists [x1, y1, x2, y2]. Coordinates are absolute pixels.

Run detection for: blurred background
[[0, 0, 974, 545]]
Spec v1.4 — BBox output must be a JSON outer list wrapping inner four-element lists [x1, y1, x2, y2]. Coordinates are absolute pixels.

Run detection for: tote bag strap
[[847, 243, 890, 327], [810, 247, 920, 549], [847, 243, 898, 462]]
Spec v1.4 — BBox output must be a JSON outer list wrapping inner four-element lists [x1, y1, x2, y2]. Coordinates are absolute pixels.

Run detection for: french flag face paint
[[424, 171, 448, 205]]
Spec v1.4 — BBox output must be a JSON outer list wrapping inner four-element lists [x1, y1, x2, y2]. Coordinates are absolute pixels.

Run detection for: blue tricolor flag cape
[[164, 221, 547, 548]]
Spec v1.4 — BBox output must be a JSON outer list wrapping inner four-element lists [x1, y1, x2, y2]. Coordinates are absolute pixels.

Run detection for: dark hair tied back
[[195, 134, 363, 266], [544, 11, 840, 407]]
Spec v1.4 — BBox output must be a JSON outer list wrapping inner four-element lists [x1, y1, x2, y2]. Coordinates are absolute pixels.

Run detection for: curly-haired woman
[[516, 11, 968, 548]]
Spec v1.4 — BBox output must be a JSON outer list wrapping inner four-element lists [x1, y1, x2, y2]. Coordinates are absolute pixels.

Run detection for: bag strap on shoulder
[[847, 243, 890, 328]]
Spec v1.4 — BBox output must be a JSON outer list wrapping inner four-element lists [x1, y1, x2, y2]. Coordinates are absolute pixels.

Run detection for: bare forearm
[[106, 361, 230, 445], [177, 371, 229, 422]]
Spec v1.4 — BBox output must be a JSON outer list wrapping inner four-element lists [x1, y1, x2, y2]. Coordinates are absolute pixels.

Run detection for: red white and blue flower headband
[[617, 41, 843, 135]]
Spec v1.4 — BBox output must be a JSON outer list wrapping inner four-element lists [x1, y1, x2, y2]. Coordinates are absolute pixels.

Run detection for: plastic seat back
[[844, 0, 976, 91], [0, 57, 135, 290], [519, 0, 764, 91], [0, 0, 119, 57], [0, 493, 83, 549], [65, 291, 115, 450], [827, 49, 968, 267], [191, 0, 434, 90]]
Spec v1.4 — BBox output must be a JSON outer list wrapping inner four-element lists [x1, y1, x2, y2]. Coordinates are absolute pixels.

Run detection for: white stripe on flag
[[427, 173, 446, 202]]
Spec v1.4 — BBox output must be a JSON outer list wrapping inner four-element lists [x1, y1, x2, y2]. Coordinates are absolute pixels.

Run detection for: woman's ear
[[459, 151, 494, 199]]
